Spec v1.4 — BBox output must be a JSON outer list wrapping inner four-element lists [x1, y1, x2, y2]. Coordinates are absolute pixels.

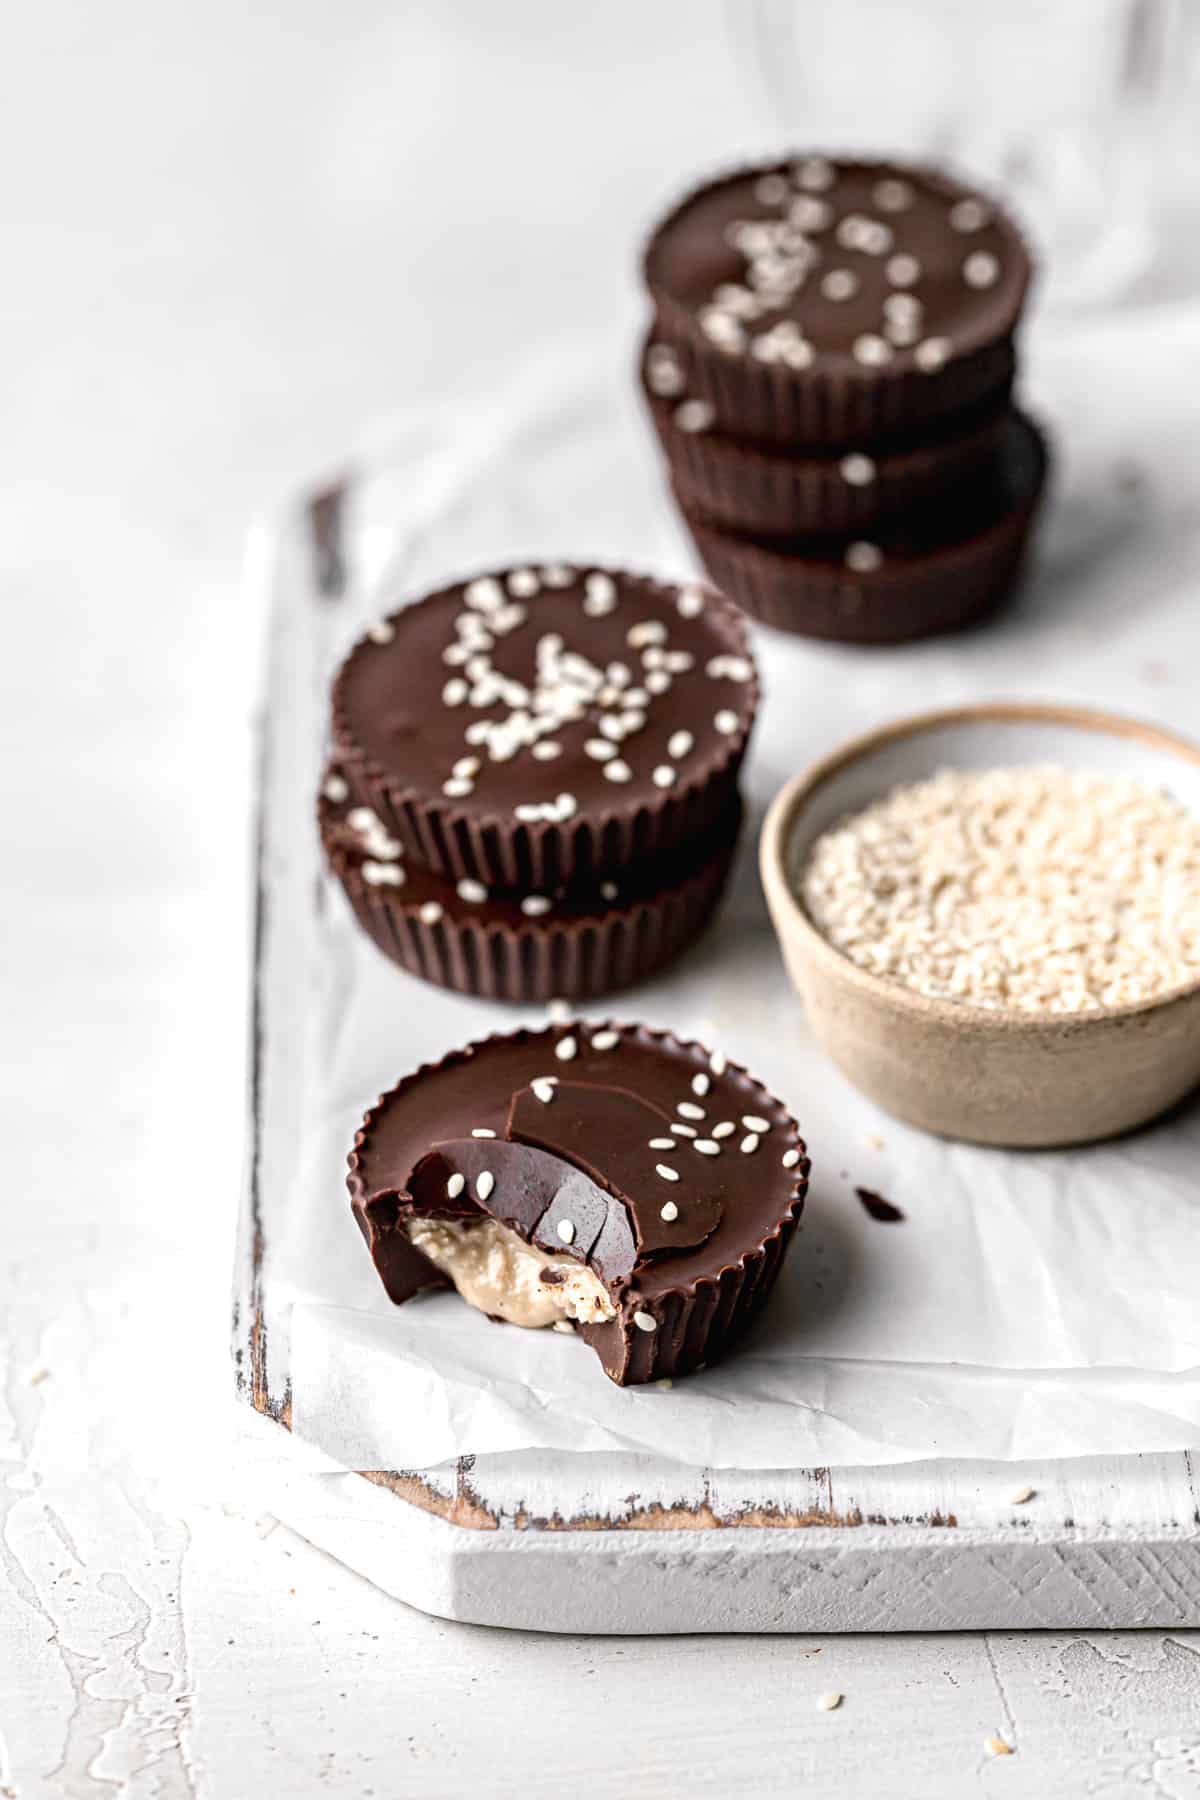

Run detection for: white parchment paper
[[265, 306, 1200, 1470]]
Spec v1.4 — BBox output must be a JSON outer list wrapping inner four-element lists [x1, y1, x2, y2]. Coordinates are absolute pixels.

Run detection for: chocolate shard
[[407, 1137, 638, 1282], [507, 1082, 723, 1256]]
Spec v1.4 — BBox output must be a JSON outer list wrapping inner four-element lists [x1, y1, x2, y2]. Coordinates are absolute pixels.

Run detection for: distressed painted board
[[232, 482, 1200, 1635]]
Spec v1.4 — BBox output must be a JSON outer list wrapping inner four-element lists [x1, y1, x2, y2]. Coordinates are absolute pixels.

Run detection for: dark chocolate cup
[[641, 157, 1032, 449], [329, 568, 759, 892], [680, 413, 1048, 645], [347, 1021, 810, 1386], [321, 788, 744, 1003], [643, 350, 1013, 540]]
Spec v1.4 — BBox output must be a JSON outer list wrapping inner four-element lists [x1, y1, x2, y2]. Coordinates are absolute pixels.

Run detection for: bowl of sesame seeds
[[760, 703, 1200, 1146]]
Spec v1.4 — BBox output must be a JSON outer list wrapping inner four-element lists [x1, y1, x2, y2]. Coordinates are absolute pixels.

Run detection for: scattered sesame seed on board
[[1009, 1486, 1036, 1506], [984, 1735, 1014, 1757], [816, 1692, 843, 1712]]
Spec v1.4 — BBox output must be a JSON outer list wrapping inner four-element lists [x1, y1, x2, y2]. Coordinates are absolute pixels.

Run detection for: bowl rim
[[759, 699, 1200, 1033]]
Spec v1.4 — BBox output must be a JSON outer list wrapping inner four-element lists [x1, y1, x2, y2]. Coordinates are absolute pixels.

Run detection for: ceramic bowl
[[759, 703, 1200, 1147]]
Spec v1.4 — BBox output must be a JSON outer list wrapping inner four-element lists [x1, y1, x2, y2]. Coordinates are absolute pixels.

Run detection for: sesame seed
[[794, 155, 835, 191], [556, 1218, 576, 1245], [627, 620, 668, 648], [963, 249, 1000, 289], [604, 759, 633, 783], [366, 619, 395, 644], [852, 334, 892, 367], [322, 773, 349, 803], [601, 882, 619, 901], [709, 1049, 727, 1075], [816, 1692, 843, 1713], [532, 1079, 556, 1104], [362, 861, 405, 886], [442, 777, 474, 798], [712, 1121, 736, 1139], [741, 1133, 761, 1154], [845, 542, 883, 573], [1009, 1486, 1036, 1505], [743, 1114, 770, 1133], [677, 585, 705, 618], [532, 741, 562, 761], [949, 197, 990, 233], [633, 1310, 658, 1332], [714, 709, 739, 736], [521, 895, 552, 916], [653, 765, 677, 789], [670, 1123, 697, 1138], [659, 1201, 679, 1222], [668, 731, 694, 759], [472, 1127, 496, 1138], [645, 671, 671, 696], [347, 807, 376, 832], [914, 336, 950, 372], [476, 1171, 495, 1201], [984, 1736, 1013, 1757], [456, 878, 487, 904], [585, 738, 617, 761], [584, 571, 617, 608], [591, 1029, 620, 1050], [419, 901, 444, 925], [447, 1173, 465, 1200], [755, 172, 790, 204], [789, 195, 832, 232], [677, 1101, 706, 1120], [782, 1148, 801, 1168], [820, 268, 858, 302], [453, 757, 480, 778], [541, 563, 574, 587], [886, 252, 921, 286], [655, 1163, 680, 1182], [692, 1073, 710, 1097], [694, 1140, 720, 1156], [646, 345, 685, 397], [442, 678, 468, 706], [873, 177, 913, 211], [675, 399, 714, 434], [556, 1035, 578, 1061], [649, 1138, 677, 1151], [465, 577, 504, 609], [548, 997, 570, 1020], [839, 453, 876, 487], [507, 568, 539, 597]]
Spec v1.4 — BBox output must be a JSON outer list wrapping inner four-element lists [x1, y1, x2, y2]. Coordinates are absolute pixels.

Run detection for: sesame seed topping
[[655, 1163, 680, 1182], [548, 998, 570, 1021], [712, 1122, 736, 1139], [853, 334, 892, 367], [743, 1115, 770, 1133], [601, 882, 619, 901], [476, 1171, 495, 1202], [584, 570, 617, 608], [963, 249, 1000, 289], [820, 268, 858, 302], [585, 738, 617, 761], [692, 1073, 710, 1097], [366, 619, 395, 644], [322, 772, 349, 803], [362, 861, 405, 886], [541, 563, 574, 587], [555, 1035, 578, 1062], [419, 901, 444, 925], [604, 759, 633, 783], [652, 765, 677, 789], [794, 155, 834, 191], [591, 1029, 619, 1050], [456, 878, 487, 904], [633, 1310, 658, 1332], [714, 709, 739, 736], [949, 197, 990, 233], [447, 1172, 465, 1200], [677, 1101, 706, 1120], [507, 568, 539, 598], [442, 678, 468, 707], [873, 177, 913, 212], [710, 1050, 727, 1075], [556, 1218, 576, 1245], [659, 1201, 679, 1223], [465, 577, 504, 609], [627, 620, 668, 648], [442, 777, 474, 798], [521, 895, 552, 916], [677, 585, 705, 618], [789, 195, 832, 232], [472, 1127, 496, 1138], [839, 453, 876, 488], [671, 1122, 697, 1138], [646, 344, 685, 397], [741, 1133, 761, 1154], [532, 1079, 556, 1104], [675, 399, 714, 434], [531, 741, 562, 761], [845, 541, 883, 573], [754, 171, 789, 204], [886, 251, 921, 286], [668, 730, 694, 759], [649, 1138, 676, 1151], [694, 1140, 720, 1157], [983, 1736, 1013, 1758], [914, 336, 950, 372], [782, 1148, 801, 1168]]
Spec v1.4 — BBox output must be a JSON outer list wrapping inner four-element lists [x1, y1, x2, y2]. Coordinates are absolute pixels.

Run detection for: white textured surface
[[4, 0, 1200, 1793]]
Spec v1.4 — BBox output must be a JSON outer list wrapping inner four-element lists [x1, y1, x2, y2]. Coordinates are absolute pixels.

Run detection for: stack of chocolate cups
[[640, 156, 1048, 644], [319, 565, 759, 1002]]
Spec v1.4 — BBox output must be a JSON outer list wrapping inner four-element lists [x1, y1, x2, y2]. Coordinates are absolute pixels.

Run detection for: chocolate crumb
[[855, 1186, 905, 1223], [539, 1266, 566, 1285]]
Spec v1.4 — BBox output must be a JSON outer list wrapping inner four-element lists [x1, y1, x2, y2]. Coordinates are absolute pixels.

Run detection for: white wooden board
[[233, 480, 1200, 1634]]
